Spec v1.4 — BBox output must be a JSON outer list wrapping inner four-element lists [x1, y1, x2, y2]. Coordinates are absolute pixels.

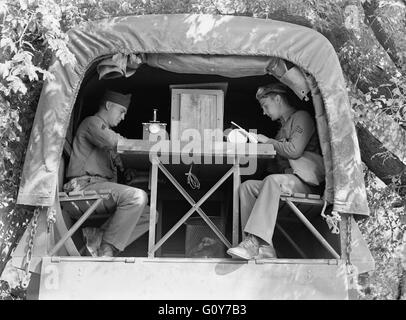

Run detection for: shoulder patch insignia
[[294, 125, 304, 134]]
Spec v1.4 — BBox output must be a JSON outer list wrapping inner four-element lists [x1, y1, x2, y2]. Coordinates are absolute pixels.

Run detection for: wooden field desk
[[117, 139, 276, 258]]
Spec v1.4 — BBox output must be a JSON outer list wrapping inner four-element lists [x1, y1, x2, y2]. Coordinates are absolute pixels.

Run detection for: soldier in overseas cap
[[65, 90, 157, 257], [227, 82, 324, 260]]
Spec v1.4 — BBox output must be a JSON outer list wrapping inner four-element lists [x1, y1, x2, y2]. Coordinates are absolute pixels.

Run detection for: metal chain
[[345, 214, 359, 290], [21, 207, 41, 289], [346, 214, 352, 266]]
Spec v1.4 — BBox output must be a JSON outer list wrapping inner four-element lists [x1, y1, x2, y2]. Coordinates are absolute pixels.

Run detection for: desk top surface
[[117, 139, 276, 180], [118, 139, 276, 157]]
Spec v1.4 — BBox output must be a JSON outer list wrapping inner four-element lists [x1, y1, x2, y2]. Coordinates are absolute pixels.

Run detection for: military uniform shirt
[[268, 110, 320, 171], [66, 115, 124, 180]]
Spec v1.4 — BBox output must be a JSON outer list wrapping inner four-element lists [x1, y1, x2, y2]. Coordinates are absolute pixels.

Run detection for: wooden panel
[[169, 82, 228, 94], [180, 93, 219, 140], [171, 93, 180, 140], [216, 93, 224, 135], [39, 257, 348, 299], [171, 89, 224, 141]]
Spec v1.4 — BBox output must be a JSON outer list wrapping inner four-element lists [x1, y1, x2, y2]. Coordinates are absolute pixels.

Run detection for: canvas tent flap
[[145, 53, 272, 78], [97, 53, 144, 79], [16, 14, 369, 216]]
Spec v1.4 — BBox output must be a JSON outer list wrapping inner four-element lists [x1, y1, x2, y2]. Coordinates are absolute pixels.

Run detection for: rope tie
[[320, 201, 341, 234], [185, 164, 200, 189]]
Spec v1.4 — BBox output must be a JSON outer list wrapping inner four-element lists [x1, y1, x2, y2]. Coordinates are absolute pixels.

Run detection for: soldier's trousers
[[82, 180, 157, 251], [240, 174, 316, 245]]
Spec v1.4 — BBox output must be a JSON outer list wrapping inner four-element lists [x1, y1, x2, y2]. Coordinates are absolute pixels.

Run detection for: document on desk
[[230, 121, 258, 144]]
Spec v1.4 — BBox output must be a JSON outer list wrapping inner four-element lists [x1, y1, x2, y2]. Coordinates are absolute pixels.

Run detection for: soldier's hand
[[124, 168, 138, 183], [256, 134, 271, 144]]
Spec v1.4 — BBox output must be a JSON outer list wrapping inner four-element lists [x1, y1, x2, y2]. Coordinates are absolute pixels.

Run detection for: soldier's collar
[[95, 114, 110, 128], [280, 108, 296, 124]]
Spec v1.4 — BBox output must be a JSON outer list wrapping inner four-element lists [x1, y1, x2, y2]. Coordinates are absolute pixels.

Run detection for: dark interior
[[67, 60, 340, 259], [75, 63, 281, 139], [74, 63, 317, 139]]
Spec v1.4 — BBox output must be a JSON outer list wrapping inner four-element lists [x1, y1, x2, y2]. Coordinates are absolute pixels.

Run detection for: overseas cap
[[102, 90, 132, 109], [256, 83, 288, 100]]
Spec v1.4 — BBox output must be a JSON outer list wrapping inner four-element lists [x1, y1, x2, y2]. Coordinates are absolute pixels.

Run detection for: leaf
[[41, 70, 55, 81], [23, 64, 39, 81], [19, 0, 28, 11], [22, 40, 35, 51], [5, 75, 27, 94], [27, 20, 37, 33], [0, 62, 11, 78], [0, 0, 7, 15], [55, 47, 76, 66], [0, 83, 11, 96], [392, 87, 401, 97], [0, 38, 17, 54], [365, 93, 371, 102]]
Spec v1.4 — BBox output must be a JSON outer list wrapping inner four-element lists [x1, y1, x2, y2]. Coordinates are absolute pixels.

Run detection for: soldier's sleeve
[[111, 150, 125, 172], [268, 111, 315, 159], [85, 117, 124, 150]]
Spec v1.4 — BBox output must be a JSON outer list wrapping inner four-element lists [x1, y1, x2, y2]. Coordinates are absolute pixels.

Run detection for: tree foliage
[[0, 0, 405, 299], [357, 169, 406, 299], [0, 1, 76, 289]]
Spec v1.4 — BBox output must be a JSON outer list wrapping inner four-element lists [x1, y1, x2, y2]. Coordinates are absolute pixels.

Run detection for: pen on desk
[[230, 121, 258, 143]]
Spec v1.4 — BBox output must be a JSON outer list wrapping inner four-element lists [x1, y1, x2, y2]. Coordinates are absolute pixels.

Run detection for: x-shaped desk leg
[[148, 158, 159, 258], [148, 158, 233, 258], [232, 156, 240, 247]]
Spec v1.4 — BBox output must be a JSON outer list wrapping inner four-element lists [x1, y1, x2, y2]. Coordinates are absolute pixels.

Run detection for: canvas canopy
[[16, 14, 369, 217]]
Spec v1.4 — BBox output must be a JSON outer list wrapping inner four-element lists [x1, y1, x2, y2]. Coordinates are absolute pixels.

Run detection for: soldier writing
[[64, 90, 156, 257], [227, 83, 324, 260]]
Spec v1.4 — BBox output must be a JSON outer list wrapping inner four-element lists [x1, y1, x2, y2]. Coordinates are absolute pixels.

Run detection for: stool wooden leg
[[156, 197, 163, 257], [49, 198, 103, 256], [286, 199, 340, 259], [232, 156, 240, 247]]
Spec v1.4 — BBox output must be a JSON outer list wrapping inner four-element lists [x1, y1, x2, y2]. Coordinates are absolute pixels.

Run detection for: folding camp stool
[[51, 139, 112, 256], [276, 192, 340, 259], [49, 190, 112, 256]]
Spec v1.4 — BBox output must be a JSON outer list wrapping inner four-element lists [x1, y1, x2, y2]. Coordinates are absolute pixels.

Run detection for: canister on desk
[[142, 108, 168, 141]]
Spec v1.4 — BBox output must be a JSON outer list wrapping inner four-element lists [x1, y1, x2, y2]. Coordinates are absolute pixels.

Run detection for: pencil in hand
[[230, 121, 258, 143]]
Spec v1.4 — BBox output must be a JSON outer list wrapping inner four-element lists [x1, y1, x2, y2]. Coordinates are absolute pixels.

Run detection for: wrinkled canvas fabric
[[288, 151, 325, 186], [267, 58, 311, 101], [16, 14, 369, 216], [146, 53, 273, 78], [97, 53, 143, 80]]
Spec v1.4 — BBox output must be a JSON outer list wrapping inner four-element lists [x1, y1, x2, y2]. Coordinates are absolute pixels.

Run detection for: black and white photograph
[[0, 0, 405, 308]]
